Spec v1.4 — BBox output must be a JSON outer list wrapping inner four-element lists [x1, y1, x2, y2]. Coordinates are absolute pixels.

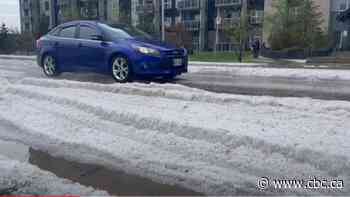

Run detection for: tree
[[0, 23, 9, 48], [224, 0, 249, 62], [16, 32, 35, 55], [298, 0, 327, 55], [266, 0, 326, 52], [0, 23, 16, 54]]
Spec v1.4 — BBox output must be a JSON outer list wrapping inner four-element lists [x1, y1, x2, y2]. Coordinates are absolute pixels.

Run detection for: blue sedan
[[36, 21, 188, 82]]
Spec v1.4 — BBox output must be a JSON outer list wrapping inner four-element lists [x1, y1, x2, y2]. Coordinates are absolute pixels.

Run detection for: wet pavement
[[178, 73, 350, 101], [0, 139, 201, 196]]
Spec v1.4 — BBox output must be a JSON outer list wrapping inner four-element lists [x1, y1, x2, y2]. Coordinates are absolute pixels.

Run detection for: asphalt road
[[1, 57, 350, 101], [178, 72, 350, 101]]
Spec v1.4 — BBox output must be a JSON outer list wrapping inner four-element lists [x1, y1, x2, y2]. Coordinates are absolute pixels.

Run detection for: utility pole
[[49, 0, 58, 29], [215, 7, 221, 53], [239, 0, 248, 62], [161, 0, 165, 41]]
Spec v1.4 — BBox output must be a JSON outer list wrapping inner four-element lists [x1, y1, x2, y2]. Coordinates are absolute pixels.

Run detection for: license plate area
[[173, 58, 183, 67]]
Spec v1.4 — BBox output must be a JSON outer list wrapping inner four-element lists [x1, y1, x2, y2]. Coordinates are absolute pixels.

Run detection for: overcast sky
[[0, 0, 20, 31]]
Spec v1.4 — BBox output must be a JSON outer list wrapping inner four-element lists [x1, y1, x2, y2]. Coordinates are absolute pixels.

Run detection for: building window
[[336, 0, 349, 11], [25, 23, 30, 31], [79, 0, 99, 19], [45, 1, 50, 11], [165, 17, 172, 27], [164, 0, 172, 9], [24, 9, 29, 17], [289, 6, 300, 18], [250, 10, 264, 24]]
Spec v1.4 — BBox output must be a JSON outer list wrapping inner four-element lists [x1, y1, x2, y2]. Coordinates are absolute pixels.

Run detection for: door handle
[[54, 42, 59, 47], [78, 43, 83, 48]]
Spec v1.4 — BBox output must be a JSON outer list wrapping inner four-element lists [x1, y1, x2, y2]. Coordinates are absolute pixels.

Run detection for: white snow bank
[[19, 77, 350, 114], [190, 61, 267, 67], [281, 59, 307, 64], [0, 80, 349, 195], [189, 65, 350, 81], [0, 155, 108, 195], [0, 55, 35, 61], [0, 77, 349, 195], [0, 78, 9, 93]]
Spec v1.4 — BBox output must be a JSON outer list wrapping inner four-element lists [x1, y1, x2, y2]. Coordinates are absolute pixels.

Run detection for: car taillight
[[36, 39, 42, 49]]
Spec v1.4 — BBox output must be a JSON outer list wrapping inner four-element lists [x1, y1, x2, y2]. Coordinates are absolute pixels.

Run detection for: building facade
[[19, 0, 51, 33], [134, 0, 265, 51], [21, 0, 340, 52]]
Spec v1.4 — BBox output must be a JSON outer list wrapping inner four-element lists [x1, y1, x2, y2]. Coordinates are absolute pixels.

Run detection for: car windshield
[[99, 23, 152, 40]]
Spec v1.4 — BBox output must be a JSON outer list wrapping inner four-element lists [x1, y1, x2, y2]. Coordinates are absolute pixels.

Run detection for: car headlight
[[132, 45, 160, 57]]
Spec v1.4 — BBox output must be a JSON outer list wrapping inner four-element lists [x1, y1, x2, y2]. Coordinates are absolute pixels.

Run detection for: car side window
[[79, 26, 98, 40], [59, 26, 76, 38]]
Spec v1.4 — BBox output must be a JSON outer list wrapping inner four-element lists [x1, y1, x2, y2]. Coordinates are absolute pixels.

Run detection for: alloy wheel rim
[[44, 56, 56, 76], [112, 57, 129, 81]]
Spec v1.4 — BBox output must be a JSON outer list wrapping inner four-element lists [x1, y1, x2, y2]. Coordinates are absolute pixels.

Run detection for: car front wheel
[[111, 56, 132, 83], [43, 55, 60, 77]]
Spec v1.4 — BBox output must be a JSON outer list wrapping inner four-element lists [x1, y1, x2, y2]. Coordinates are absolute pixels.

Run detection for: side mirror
[[90, 35, 104, 41]]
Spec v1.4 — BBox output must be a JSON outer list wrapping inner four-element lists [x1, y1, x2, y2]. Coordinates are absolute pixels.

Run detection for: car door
[[77, 24, 107, 70], [55, 25, 79, 70]]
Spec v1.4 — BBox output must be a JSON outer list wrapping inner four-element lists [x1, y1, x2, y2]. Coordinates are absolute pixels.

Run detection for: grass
[[189, 51, 253, 63]]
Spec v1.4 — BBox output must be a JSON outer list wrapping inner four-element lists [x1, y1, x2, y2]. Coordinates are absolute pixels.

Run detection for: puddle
[[0, 139, 201, 196]]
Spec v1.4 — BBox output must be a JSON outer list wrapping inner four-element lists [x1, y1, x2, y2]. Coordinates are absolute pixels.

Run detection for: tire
[[42, 55, 60, 77], [111, 55, 132, 83]]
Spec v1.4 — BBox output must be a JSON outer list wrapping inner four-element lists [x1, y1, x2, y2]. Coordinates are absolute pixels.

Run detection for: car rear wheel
[[112, 56, 132, 83], [43, 55, 59, 77]]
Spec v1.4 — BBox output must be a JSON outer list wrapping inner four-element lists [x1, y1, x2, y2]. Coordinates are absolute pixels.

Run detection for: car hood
[[123, 38, 179, 51]]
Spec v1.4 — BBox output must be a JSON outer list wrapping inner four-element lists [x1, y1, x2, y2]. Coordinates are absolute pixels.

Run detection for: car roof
[[58, 20, 99, 28]]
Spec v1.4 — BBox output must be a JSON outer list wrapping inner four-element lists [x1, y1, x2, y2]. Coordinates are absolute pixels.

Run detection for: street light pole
[[161, 0, 165, 41]]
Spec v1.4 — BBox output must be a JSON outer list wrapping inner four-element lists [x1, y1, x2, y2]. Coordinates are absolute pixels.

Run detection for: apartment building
[[56, 0, 126, 24], [133, 0, 265, 51], [213, 0, 265, 51], [19, 0, 51, 33], [20, 0, 128, 34], [132, 0, 161, 35]]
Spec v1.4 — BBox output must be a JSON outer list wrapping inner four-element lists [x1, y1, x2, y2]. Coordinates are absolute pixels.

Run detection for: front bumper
[[132, 53, 188, 77]]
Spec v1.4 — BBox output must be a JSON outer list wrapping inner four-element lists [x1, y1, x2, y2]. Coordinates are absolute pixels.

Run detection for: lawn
[[189, 51, 252, 62]]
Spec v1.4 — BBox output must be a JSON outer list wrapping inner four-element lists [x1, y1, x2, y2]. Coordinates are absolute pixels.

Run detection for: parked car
[[36, 21, 188, 82]]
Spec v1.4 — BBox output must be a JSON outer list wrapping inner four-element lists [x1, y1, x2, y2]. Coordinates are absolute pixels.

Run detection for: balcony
[[249, 10, 264, 25], [217, 17, 240, 29], [177, 0, 200, 10], [180, 20, 200, 31], [215, 0, 241, 7], [250, 16, 263, 25], [136, 3, 154, 14]]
